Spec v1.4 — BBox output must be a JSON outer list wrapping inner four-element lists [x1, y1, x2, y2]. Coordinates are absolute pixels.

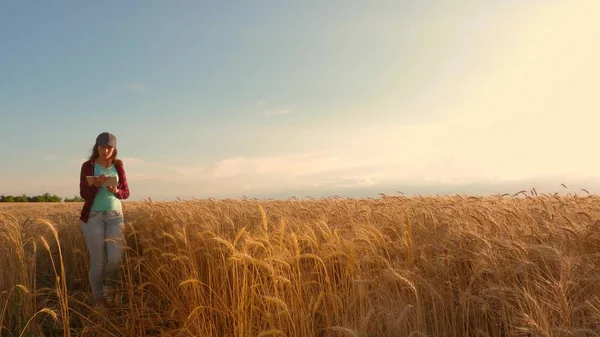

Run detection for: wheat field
[[1, 193, 600, 336]]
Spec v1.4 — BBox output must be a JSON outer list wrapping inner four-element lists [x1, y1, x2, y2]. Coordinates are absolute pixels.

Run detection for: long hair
[[89, 145, 121, 166]]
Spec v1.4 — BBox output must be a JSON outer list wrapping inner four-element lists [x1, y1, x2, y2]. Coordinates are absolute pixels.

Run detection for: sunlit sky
[[1, 0, 599, 200]]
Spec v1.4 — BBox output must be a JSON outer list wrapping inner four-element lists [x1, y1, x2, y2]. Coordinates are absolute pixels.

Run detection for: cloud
[[24, 128, 600, 201], [43, 154, 57, 160], [125, 107, 600, 199], [120, 157, 145, 165], [328, 175, 381, 188], [213, 157, 245, 178], [124, 144, 483, 198], [124, 149, 600, 200]]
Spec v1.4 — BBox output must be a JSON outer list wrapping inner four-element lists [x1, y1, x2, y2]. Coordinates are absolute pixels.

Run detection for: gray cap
[[96, 132, 117, 148]]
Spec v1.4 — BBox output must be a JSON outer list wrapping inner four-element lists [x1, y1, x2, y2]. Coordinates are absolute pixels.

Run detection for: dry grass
[[1, 194, 600, 336]]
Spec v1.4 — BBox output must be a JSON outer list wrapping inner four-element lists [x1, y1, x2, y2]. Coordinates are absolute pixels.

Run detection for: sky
[[1, 0, 599, 201]]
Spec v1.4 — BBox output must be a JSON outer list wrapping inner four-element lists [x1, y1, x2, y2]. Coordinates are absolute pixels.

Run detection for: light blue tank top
[[90, 163, 122, 212]]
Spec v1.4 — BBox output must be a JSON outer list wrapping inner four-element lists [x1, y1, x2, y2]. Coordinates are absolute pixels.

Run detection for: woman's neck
[[96, 157, 112, 167]]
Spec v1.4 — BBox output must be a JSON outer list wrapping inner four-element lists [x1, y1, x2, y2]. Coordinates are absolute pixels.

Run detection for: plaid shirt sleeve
[[115, 161, 130, 200], [79, 162, 99, 200]]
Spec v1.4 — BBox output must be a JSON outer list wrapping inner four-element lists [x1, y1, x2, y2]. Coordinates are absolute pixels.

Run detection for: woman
[[79, 132, 130, 307]]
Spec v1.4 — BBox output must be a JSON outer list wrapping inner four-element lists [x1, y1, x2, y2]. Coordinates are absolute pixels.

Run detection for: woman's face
[[97, 145, 115, 160]]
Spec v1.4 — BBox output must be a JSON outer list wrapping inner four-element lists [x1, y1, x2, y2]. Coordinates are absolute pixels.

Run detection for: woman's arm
[[79, 162, 99, 200], [114, 161, 130, 200]]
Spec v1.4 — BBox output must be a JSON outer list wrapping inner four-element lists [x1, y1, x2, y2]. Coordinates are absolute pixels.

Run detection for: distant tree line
[[0, 193, 84, 202]]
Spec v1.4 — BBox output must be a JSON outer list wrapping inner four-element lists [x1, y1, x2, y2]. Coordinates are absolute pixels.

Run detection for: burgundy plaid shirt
[[79, 159, 130, 222]]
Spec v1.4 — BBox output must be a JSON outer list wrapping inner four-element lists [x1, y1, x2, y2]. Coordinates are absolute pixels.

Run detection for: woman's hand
[[93, 174, 107, 187], [107, 185, 119, 194]]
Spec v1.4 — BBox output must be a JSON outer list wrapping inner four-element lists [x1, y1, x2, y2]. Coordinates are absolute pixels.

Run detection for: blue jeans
[[82, 210, 125, 301]]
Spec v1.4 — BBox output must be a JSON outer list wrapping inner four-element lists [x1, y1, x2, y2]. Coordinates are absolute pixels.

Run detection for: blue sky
[[1, 0, 599, 200]]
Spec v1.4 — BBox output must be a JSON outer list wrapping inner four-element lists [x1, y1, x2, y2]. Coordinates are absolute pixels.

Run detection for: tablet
[[86, 176, 118, 187]]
